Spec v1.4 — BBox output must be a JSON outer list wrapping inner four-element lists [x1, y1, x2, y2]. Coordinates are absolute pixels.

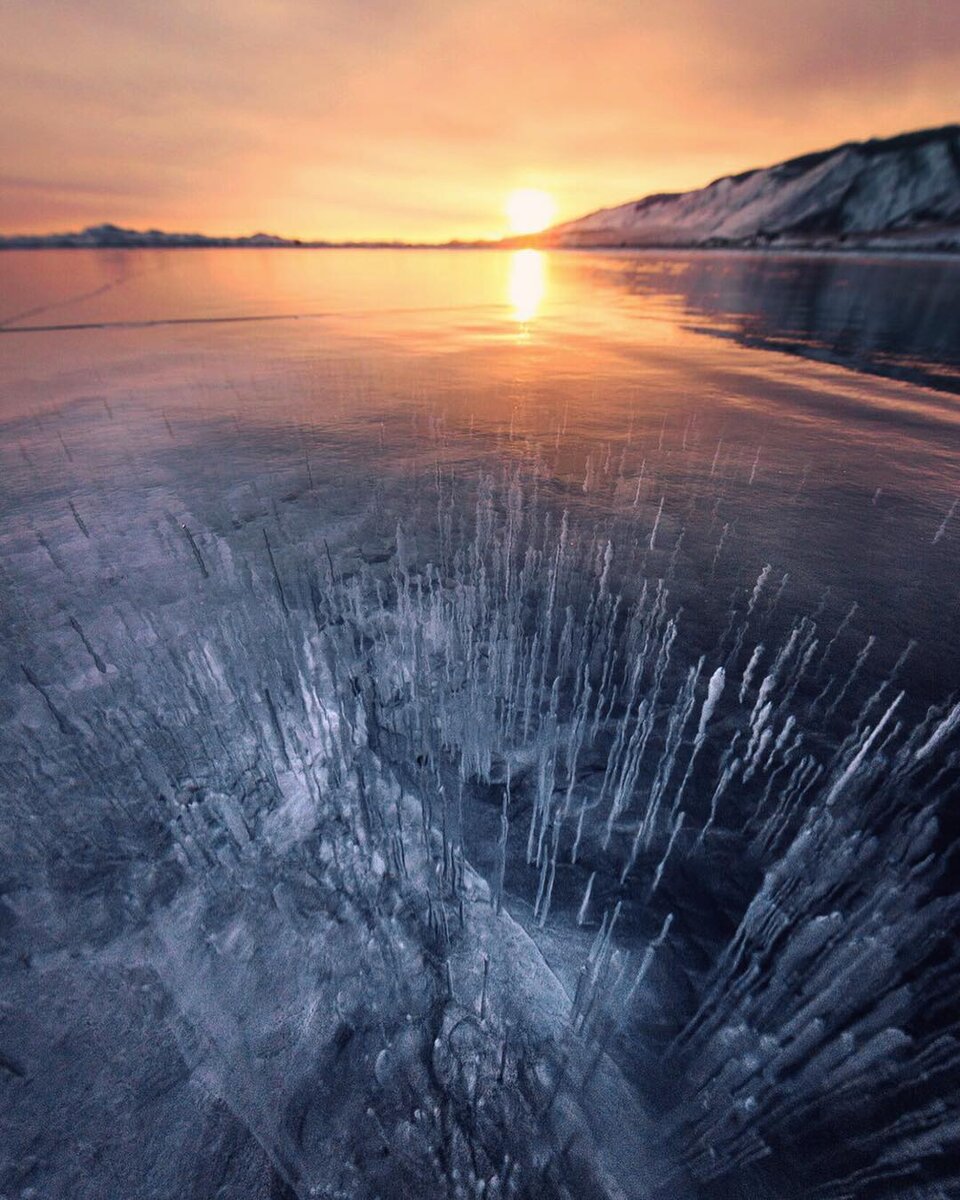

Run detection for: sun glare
[[504, 188, 556, 236]]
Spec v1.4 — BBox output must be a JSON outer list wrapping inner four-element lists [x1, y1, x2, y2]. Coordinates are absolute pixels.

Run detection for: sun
[[504, 188, 556, 236]]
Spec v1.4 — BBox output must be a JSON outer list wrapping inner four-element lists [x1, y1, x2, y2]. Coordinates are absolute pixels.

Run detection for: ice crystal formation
[[2, 398, 959, 1200]]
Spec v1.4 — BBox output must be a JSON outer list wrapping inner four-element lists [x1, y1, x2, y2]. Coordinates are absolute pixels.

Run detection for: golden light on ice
[[508, 249, 546, 323], [504, 188, 557, 236]]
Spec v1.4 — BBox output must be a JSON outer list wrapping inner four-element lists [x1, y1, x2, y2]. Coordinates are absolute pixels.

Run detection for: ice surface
[[2, 249, 960, 1199]]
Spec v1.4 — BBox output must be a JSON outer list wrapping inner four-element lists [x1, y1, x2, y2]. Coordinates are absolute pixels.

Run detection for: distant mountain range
[[0, 223, 450, 250], [4, 126, 960, 253], [537, 125, 960, 252]]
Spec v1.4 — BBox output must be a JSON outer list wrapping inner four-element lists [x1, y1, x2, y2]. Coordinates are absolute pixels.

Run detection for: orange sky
[[2, 0, 958, 241]]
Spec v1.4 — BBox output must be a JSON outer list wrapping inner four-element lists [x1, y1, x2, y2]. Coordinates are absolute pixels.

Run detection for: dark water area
[[1, 248, 960, 1200]]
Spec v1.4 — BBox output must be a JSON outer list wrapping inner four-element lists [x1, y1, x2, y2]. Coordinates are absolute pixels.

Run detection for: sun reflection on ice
[[508, 249, 546, 325]]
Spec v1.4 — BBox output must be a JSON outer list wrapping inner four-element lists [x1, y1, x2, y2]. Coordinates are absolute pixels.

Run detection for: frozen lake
[[3, 248, 959, 692], [2, 248, 960, 1199]]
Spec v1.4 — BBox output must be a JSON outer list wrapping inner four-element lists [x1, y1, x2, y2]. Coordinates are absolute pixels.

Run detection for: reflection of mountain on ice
[[546, 125, 960, 251], [588, 251, 960, 394]]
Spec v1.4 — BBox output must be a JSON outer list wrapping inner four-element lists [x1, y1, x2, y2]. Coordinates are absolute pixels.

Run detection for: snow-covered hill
[[545, 125, 960, 251]]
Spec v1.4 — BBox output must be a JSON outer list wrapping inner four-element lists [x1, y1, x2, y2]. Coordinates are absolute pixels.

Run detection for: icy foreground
[[545, 125, 960, 252], [2, 398, 960, 1200]]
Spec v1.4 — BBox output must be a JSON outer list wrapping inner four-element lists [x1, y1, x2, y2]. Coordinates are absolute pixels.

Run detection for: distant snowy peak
[[545, 125, 960, 251]]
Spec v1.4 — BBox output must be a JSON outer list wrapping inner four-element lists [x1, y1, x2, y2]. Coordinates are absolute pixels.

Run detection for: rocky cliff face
[[546, 125, 960, 250]]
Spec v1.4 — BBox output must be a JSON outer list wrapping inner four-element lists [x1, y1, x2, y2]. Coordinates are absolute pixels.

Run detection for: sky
[[2, 0, 958, 241]]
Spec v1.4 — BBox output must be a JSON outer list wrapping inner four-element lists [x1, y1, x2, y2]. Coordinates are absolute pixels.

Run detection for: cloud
[[1, 0, 957, 238]]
